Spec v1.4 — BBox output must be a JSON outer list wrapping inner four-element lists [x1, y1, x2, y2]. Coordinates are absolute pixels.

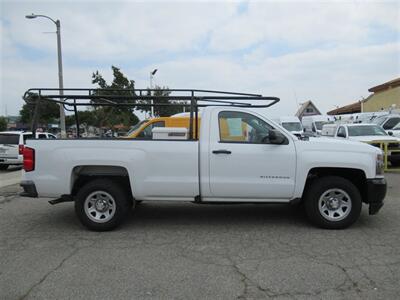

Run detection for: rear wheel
[[75, 179, 131, 231], [304, 176, 362, 229], [0, 164, 9, 170]]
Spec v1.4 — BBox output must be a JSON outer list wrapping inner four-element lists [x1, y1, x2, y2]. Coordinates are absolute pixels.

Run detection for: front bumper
[[366, 178, 386, 215], [20, 180, 38, 198]]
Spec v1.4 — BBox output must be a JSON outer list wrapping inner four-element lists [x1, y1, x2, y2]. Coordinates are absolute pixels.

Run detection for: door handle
[[212, 149, 232, 154]]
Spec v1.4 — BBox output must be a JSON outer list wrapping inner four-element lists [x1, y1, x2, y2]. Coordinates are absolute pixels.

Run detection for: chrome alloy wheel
[[318, 188, 352, 222], [84, 191, 116, 223]]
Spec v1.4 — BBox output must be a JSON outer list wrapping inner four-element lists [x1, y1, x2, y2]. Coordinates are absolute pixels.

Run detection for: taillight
[[23, 147, 35, 172], [19, 144, 24, 155]]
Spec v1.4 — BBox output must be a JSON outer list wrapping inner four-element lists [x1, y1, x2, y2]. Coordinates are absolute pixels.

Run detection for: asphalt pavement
[[0, 170, 399, 299]]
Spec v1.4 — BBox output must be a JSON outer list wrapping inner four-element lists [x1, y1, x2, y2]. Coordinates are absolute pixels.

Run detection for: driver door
[[208, 110, 296, 199]]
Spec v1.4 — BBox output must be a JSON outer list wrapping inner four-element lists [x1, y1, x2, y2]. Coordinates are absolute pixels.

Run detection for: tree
[[141, 86, 188, 117], [19, 94, 60, 126], [91, 66, 139, 129], [0, 116, 7, 131]]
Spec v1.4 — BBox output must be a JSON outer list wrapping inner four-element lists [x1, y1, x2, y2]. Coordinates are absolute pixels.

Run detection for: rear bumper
[[20, 180, 38, 198], [0, 157, 22, 165], [366, 178, 386, 215]]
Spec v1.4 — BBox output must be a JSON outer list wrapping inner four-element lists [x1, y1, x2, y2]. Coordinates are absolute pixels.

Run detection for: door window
[[218, 111, 273, 143], [383, 118, 400, 130], [337, 126, 346, 138]]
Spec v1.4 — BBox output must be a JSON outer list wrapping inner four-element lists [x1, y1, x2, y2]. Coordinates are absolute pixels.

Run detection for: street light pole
[[55, 20, 66, 138], [150, 69, 158, 118], [26, 14, 66, 138]]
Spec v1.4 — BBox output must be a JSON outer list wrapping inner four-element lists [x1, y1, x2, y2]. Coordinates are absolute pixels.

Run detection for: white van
[[274, 116, 303, 137], [321, 124, 338, 137], [302, 115, 334, 135]]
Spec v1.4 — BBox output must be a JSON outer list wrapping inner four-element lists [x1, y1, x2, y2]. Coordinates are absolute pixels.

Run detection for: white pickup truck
[[21, 106, 387, 231]]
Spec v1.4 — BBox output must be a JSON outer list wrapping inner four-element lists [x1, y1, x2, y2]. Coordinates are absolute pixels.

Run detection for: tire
[[0, 164, 9, 170], [390, 159, 400, 167], [304, 176, 362, 229], [75, 178, 131, 231]]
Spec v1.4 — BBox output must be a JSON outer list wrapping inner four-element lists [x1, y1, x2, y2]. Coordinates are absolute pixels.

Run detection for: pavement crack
[[18, 241, 94, 300]]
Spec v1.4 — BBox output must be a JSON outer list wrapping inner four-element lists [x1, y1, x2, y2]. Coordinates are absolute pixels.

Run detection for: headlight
[[376, 153, 384, 175]]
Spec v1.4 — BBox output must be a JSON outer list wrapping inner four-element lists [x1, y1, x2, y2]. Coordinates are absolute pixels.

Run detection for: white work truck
[[20, 106, 387, 231], [20, 88, 387, 231]]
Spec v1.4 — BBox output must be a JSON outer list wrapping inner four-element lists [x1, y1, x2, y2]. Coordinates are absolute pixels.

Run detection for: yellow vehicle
[[125, 114, 249, 141], [124, 115, 199, 139]]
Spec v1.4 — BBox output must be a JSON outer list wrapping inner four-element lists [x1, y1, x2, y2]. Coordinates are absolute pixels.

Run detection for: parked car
[[0, 131, 56, 170], [372, 114, 400, 131], [302, 115, 334, 136], [273, 116, 303, 137], [333, 124, 400, 166], [21, 106, 386, 231], [387, 122, 400, 138]]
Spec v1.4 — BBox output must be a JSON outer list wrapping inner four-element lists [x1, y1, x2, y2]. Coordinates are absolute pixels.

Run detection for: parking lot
[[0, 169, 399, 299]]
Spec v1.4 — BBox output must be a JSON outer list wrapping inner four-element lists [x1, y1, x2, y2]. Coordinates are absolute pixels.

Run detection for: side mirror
[[388, 131, 393, 136], [267, 129, 287, 145]]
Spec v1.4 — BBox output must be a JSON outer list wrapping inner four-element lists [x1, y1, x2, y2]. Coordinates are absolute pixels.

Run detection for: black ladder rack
[[23, 88, 280, 140]]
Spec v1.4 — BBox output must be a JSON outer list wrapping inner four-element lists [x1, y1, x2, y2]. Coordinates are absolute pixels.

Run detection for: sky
[[0, 0, 399, 119]]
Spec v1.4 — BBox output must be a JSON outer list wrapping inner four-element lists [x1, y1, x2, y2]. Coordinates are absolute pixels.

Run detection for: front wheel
[[0, 164, 9, 170], [390, 159, 400, 167], [304, 176, 362, 229], [75, 179, 131, 231]]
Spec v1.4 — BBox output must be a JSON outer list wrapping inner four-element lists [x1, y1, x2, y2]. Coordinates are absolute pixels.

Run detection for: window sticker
[[227, 118, 243, 137]]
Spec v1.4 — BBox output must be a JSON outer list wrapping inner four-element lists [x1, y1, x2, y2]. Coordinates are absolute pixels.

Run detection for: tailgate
[[0, 134, 19, 158]]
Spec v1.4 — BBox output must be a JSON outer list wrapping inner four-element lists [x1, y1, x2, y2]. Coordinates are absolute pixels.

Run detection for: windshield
[[393, 122, 400, 130], [282, 122, 302, 132], [125, 120, 148, 136], [0, 134, 19, 145], [348, 125, 387, 136], [372, 116, 387, 126], [315, 121, 333, 130]]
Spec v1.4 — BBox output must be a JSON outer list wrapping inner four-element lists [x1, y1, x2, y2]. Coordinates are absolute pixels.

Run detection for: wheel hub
[[95, 199, 109, 212], [326, 197, 340, 210]]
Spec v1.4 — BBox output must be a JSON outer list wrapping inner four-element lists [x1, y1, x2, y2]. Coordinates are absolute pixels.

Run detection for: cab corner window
[[137, 121, 165, 139], [218, 111, 273, 143]]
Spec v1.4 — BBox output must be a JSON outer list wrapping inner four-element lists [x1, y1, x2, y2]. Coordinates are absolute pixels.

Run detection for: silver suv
[[0, 131, 56, 170]]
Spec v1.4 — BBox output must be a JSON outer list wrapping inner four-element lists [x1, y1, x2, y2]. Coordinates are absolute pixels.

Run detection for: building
[[295, 100, 321, 120], [327, 102, 361, 115], [327, 77, 400, 115], [362, 77, 400, 112]]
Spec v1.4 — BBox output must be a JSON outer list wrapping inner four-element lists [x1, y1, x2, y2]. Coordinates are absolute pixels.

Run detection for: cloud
[[208, 1, 400, 52], [0, 0, 399, 117]]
